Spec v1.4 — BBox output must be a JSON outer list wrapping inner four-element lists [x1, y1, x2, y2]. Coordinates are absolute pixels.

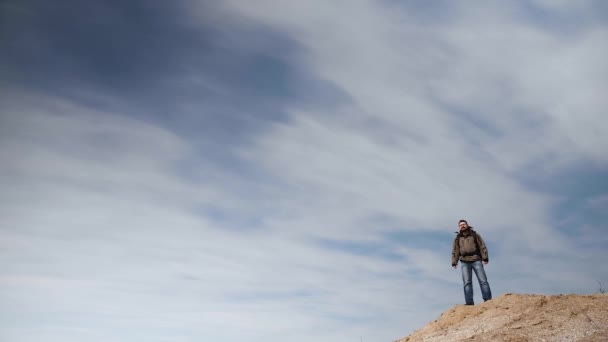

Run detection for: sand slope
[[396, 293, 608, 342]]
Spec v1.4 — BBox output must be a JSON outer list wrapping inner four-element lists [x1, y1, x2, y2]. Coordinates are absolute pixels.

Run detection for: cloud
[[0, 93, 432, 341], [1, 1, 607, 341], [212, 0, 608, 324]]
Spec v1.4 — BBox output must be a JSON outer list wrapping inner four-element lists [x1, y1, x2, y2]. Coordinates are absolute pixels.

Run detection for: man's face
[[459, 222, 468, 231]]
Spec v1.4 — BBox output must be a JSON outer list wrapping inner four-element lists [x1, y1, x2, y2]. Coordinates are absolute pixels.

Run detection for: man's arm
[[476, 233, 489, 264], [451, 236, 460, 268]]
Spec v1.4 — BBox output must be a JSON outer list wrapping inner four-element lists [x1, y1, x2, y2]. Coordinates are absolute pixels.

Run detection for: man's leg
[[472, 260, 492, 301], [461, 262, 474, 305]]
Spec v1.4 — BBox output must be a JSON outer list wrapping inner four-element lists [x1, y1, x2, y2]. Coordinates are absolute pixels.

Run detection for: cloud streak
[[1, 1, 607, 341]]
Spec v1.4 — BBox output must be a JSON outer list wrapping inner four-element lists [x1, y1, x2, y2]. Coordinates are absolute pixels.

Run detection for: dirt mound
[[396, 293, 608, 342]]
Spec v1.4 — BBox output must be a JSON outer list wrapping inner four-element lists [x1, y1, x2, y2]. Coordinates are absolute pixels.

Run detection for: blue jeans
[[461, 260, 492, 304]]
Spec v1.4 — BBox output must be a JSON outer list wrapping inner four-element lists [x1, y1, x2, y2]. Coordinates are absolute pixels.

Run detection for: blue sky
[[1, 0, 607, 341]]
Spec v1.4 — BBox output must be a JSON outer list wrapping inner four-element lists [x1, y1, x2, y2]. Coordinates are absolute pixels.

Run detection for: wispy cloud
[[1, 1, 607, 341]]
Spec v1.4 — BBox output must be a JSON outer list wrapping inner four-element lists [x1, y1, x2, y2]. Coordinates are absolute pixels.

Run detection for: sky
[[1, 0, 607, 341]]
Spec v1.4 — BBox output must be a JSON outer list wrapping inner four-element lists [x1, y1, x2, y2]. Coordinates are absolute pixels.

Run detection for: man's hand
[[452, 265, 457, 269], [483, 261, 488, 265]]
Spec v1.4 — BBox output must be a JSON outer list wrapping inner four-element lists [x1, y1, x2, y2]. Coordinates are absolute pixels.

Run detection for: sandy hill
[[396, 293, 608, 342]]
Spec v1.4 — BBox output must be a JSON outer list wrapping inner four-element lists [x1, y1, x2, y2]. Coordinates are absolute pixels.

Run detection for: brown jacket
[[451, 229, 489, 266]]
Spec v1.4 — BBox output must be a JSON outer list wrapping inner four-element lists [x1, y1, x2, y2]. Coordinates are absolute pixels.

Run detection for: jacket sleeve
[[451, 236, 460, 266], [476, 233, 489, 262]]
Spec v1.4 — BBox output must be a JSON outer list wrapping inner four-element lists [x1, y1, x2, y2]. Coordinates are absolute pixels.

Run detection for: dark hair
[[458, 219, 473, 228]]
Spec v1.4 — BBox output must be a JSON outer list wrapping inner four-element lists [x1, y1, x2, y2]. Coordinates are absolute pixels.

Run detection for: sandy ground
[[396, 293, 608, 342]]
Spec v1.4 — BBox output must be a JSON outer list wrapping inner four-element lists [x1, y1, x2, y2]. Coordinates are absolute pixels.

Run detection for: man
[[451, 219, 492, 305]]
